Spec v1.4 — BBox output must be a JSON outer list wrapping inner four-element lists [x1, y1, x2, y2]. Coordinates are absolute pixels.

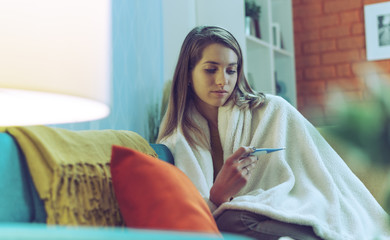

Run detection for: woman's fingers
[[238, 154, 258, 177], [244, 160, 257, 171], [239, 155, 258, 169], [226, 146, 254, 164], [224, 146, 259, 176]]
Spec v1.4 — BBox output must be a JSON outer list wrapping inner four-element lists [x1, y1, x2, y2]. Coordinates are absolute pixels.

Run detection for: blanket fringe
[[46, 162, 124, 225]]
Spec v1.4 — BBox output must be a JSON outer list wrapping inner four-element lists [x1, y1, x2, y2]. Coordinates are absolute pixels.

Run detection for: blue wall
[[54, 0, 164, 142]]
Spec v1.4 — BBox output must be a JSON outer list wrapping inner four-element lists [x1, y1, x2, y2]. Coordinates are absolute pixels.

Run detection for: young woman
[[157, 26, 389, 240]]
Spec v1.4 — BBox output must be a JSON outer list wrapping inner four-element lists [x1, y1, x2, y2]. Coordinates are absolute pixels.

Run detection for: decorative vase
[[245, 16, 261, 39], [245, 16, 253, 36]]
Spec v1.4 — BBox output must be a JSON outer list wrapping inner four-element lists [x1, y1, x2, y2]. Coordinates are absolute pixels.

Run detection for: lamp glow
[[0, 0, 111, 126]]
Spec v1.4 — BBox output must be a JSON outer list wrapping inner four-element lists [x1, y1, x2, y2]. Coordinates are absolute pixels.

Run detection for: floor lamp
[[0, 0, 111, 126]]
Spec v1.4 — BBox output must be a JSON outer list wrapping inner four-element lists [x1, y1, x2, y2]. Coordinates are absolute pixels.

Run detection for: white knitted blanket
[[161, 95, 389, 240]]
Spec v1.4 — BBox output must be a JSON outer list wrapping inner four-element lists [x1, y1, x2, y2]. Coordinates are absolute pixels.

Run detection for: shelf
[[244, 0, 296, 106], [273, 47, 293, 57], [245, 34, 270, 48]]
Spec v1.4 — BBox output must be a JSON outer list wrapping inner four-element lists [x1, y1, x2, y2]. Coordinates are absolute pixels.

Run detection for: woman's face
[[190, 43, 238, 111]]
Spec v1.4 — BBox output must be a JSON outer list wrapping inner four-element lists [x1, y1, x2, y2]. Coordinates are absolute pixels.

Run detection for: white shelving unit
[[162, 0, 296, 106], [245, 0, 297, 106]]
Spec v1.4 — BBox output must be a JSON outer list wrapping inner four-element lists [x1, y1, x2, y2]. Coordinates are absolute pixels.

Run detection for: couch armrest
[[0, 223, 252, 240], [0, 133, 46, 223]]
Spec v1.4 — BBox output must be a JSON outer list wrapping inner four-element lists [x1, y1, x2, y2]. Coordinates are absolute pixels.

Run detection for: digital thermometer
[[250, 147, 286, 156]]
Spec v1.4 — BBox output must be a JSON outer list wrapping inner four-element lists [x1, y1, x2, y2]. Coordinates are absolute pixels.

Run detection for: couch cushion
[[110, 145, 220, 234], [150, 143, 174, 164]]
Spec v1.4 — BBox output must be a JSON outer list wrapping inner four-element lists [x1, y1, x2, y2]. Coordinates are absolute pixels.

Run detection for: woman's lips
[[211, 90, 228, 97]]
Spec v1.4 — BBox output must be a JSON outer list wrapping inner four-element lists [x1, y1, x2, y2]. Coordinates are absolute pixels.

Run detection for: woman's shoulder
[[159, 129, 178, 145], [158, 128, 188, 150], [256, 94, 293, 110], [264, 94, 289, 104], [226, 94, 291, 114], [249, 94, 300, 119]]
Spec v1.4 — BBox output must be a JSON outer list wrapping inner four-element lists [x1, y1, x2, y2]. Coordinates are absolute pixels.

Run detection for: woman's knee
[[215, 210, 322, 240], [215, 210, 245, 232]]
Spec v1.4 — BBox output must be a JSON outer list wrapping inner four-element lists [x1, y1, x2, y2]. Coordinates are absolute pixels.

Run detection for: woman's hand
[[209, 146, 258, 206]]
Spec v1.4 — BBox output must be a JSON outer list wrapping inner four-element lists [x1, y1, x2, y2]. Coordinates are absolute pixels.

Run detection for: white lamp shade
[[0, 0, 111, 126]]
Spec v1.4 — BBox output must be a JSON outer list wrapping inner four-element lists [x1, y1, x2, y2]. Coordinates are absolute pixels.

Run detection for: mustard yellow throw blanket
[[1, 126, 157, 226]]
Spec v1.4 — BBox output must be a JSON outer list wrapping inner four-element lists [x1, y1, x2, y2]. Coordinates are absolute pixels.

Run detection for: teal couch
[[0, 132, 250, 240]]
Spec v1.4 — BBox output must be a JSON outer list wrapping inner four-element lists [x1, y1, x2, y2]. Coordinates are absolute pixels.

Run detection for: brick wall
[[293, 0, 390, 125]]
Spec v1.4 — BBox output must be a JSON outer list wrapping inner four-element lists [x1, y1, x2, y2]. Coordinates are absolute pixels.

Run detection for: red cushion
[[110, 145, 220, 234]]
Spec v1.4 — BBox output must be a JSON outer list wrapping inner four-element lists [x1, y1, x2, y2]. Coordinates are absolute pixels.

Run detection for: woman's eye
[[205, 69, 217, 74], [227, 69, 237, 75]]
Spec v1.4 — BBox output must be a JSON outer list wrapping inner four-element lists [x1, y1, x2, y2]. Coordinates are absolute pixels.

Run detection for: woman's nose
[[216, 72, 228, 86]]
